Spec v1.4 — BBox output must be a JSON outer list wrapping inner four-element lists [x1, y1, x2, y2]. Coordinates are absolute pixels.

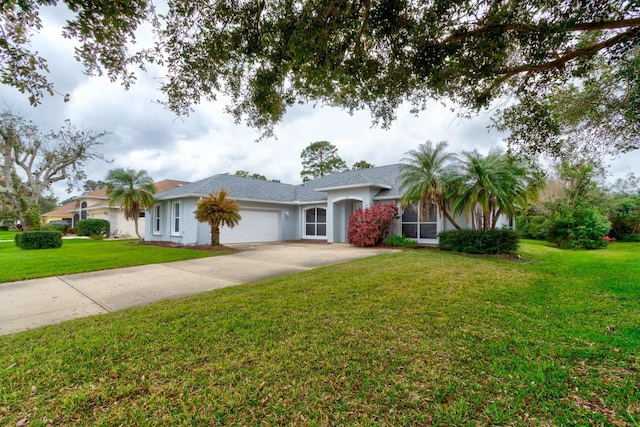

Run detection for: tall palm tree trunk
[[133, 217, 142, 240], [439, 203, 461, 229], [210, 224, 221, 246]]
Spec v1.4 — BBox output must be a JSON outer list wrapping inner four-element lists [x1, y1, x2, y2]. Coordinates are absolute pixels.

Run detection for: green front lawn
[[0, 230, 17, 241], [1, 241, 639, 425], [0, 239, 231, 283]]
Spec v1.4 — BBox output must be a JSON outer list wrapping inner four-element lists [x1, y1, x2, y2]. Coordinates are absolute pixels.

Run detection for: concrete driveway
[[0, 243, 397, 336]]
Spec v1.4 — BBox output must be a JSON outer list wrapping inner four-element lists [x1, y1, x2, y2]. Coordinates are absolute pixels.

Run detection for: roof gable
[[155, 175, 299, 202], [155, 165, 404, 204]]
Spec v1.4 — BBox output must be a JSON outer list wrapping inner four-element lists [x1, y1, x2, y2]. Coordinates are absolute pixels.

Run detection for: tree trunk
[[491, 208, 502, 230], [134, 217, 142, 240], [211, 224, 221, 246], [440, 205, 461, 230]]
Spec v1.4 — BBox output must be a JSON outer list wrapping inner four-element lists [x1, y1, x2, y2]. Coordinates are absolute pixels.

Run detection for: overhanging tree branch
[[482, 27, 640, 98], [443, 17, 640, 43]]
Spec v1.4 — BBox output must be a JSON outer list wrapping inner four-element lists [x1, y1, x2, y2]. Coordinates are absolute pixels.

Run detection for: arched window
[[80, 202, 88, 220], [304, 207, 326, 237]]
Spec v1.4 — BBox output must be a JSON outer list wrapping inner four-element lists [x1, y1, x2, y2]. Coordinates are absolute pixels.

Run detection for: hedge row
[[41, 223, 72, 235], [438, 229, 519, 254], [15, 231, 63, 250], [76, 219, 110, 237]]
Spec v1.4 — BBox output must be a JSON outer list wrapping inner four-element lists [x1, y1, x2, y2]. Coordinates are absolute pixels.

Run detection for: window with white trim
[[171, 202, 181, 235], [153, 205, 161, 234], [401, 203, 437, 239], [305, 207, 327, 237]]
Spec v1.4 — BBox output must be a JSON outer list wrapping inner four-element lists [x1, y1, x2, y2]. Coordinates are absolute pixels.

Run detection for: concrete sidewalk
[[0, 243, 397, 336]]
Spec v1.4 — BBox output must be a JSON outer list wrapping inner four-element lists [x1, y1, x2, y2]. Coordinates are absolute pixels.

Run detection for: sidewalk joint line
[[58, 277, 111, 313]]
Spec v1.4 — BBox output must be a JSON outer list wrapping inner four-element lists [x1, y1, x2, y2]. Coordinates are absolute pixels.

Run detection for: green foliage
[[233, 170, 267, 180], [400, 141, 461, 229], [3, 0, 637, 158], [195, 189, 242, 246], [450, 148, 545, 231], [497, 54, 640, 162], [608, 195, 640, 241], [22, 202, 41, 230], [105, 168, 156, 240], [438, 229, 519, 254], [386, 234, 418, 248], [514, 209, 548, 240], [545, 203, 611, 250], [1, 0, 149, 107], [37, 195, 58, 215], [300, 141, 348, 182], [400, 142, 543, 232], [76, 219, 110, 238], [14, 230, 62, 250], [41, 222, 71, 235], [82, 180, 106, 193], [352, 160, 375, 170], [0, 225, 8, 232], [0, 111, 106, 229]]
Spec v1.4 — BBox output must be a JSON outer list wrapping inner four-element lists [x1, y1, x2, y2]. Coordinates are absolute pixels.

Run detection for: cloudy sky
[[2, 6, 638, 202]]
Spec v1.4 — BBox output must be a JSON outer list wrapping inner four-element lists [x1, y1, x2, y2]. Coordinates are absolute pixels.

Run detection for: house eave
[[155, 192, 328, 206], [373, 195, 401, 201]]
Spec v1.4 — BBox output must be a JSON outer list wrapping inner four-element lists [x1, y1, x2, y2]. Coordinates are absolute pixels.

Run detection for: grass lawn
[[0, 238, 231, 283], [1, 241, 638, 425], [0, 230, 17, 241]]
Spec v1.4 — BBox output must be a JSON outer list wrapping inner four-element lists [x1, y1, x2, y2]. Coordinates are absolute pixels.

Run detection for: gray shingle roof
[[302, 164, 403, 198], [154, 164, 404, 203]]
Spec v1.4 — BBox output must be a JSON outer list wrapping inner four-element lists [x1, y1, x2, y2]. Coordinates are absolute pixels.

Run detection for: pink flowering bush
[[348, 203, 399, 247]]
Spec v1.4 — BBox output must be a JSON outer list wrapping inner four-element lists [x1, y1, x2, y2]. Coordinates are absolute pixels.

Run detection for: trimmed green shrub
[[545, 203, 610, 249], [386, 234, 418, 248], [15, 230, 63, 250], [0, 225, 8, 231], [76, 219, 110, 237], [41, 222, 71, 235], [438, 229, 519, 254]]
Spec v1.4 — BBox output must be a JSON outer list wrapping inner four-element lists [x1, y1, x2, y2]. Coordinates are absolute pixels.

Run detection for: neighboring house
[[147, 164, 510, 245], [41, 201, 77, 225], [42, 179, 189, 238]]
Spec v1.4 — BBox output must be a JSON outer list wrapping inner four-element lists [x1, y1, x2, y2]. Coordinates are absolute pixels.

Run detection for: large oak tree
[[3, 0, 639, 154], [0, 110, 106, 229]]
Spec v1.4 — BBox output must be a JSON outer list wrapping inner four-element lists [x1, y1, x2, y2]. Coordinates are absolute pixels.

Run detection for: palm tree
[[194, 188, 241, 246], [105, 168, 157, 240], [451, 149, 544, 230], [399, 141, 461, 229]]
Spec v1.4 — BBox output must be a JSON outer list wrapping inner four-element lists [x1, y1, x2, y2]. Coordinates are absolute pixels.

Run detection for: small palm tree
[[194, 188, 241, 246], [451, 149, 544, 230], [105, 168, 157, 240], [399, 141, 461, 229]]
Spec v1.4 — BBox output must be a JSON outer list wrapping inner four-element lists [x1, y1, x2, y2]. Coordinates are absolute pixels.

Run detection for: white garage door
[[220, 210, 280, 243]]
